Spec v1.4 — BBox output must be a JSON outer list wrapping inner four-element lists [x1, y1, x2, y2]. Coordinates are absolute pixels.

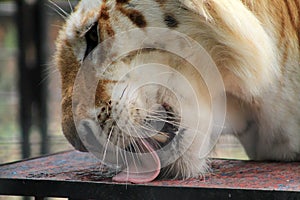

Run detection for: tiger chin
[[55, 0, 300, 183]]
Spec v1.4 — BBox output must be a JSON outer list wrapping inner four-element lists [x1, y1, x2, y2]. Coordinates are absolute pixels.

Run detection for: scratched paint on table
[[0, 151, 299, 191]]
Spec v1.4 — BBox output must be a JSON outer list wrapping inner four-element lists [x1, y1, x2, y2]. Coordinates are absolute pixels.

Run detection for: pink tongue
[[112, 140, 161, 183]]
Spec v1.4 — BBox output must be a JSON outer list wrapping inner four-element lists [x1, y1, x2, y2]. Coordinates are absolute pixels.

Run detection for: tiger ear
[[179, 0, 279, 98]]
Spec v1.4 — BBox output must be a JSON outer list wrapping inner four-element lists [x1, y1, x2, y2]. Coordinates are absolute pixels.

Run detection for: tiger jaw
[[75, 88, 182, 183], [79, 101, 179, 149], [77, 69, 182, 147]]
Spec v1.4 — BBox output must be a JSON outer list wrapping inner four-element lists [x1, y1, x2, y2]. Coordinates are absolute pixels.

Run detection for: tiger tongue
[[112, 140, 161, 183]]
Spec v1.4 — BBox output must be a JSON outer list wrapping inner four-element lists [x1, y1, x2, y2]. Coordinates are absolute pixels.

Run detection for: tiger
[[55, 0, 300, 183]]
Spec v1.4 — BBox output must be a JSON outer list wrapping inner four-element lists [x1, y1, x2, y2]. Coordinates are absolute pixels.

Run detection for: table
[[0, 150, 299, 199]]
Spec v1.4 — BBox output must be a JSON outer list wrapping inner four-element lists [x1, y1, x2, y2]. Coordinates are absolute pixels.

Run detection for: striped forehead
[[73, 0, 149, 29], [66, 0, 181, 40]]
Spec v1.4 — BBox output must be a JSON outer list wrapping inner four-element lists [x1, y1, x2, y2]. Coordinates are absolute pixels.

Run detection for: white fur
[[57, 0, 300, 179]]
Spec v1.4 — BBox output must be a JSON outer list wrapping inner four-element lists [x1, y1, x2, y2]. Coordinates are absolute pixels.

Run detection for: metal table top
[[0, 150, 299, 199]]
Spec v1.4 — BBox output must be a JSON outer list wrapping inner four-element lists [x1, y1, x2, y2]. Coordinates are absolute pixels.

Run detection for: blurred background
[[0, 0, 247, 199], [0, 0, 75, 165]]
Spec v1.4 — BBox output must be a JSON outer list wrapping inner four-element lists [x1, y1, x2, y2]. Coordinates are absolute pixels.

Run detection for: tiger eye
[[83, 22, 99, 60]]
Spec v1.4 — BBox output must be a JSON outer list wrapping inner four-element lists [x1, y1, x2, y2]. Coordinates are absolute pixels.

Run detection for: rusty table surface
[[0, 150, 299, 199]]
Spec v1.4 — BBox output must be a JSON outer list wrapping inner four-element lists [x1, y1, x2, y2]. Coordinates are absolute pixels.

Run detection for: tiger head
[[55, 0, 277, 182]]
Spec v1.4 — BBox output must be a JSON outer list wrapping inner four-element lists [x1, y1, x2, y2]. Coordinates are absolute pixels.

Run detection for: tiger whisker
[[128, 105, 180, 117], [47, 4, 67, 20], [142, 115, 186, 128], [140, 116, 208, 136], [120, 127, 130, 178], [101, 125, 114, 164], [67, 0, 73, 13], [124, 125, 140, 172], [116, 137, 120, 171], [48, 0, 69, 19], [50, 24, 64, 29]]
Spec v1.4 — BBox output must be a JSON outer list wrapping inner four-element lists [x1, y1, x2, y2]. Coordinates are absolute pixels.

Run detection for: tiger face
[[55, 0, 300, 183]]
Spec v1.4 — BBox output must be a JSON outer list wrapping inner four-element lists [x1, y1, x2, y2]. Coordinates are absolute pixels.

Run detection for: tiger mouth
[[94, 100, 180, 152], [112, 103, 180, 183], [125, 103, 179, 152], [124, 126, 177, 153], [77, 102, 180, 183]]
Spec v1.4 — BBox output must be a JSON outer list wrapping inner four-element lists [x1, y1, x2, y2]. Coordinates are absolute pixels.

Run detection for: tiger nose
[[77, 119, 124, 166], [72, 138, 88, 152]]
